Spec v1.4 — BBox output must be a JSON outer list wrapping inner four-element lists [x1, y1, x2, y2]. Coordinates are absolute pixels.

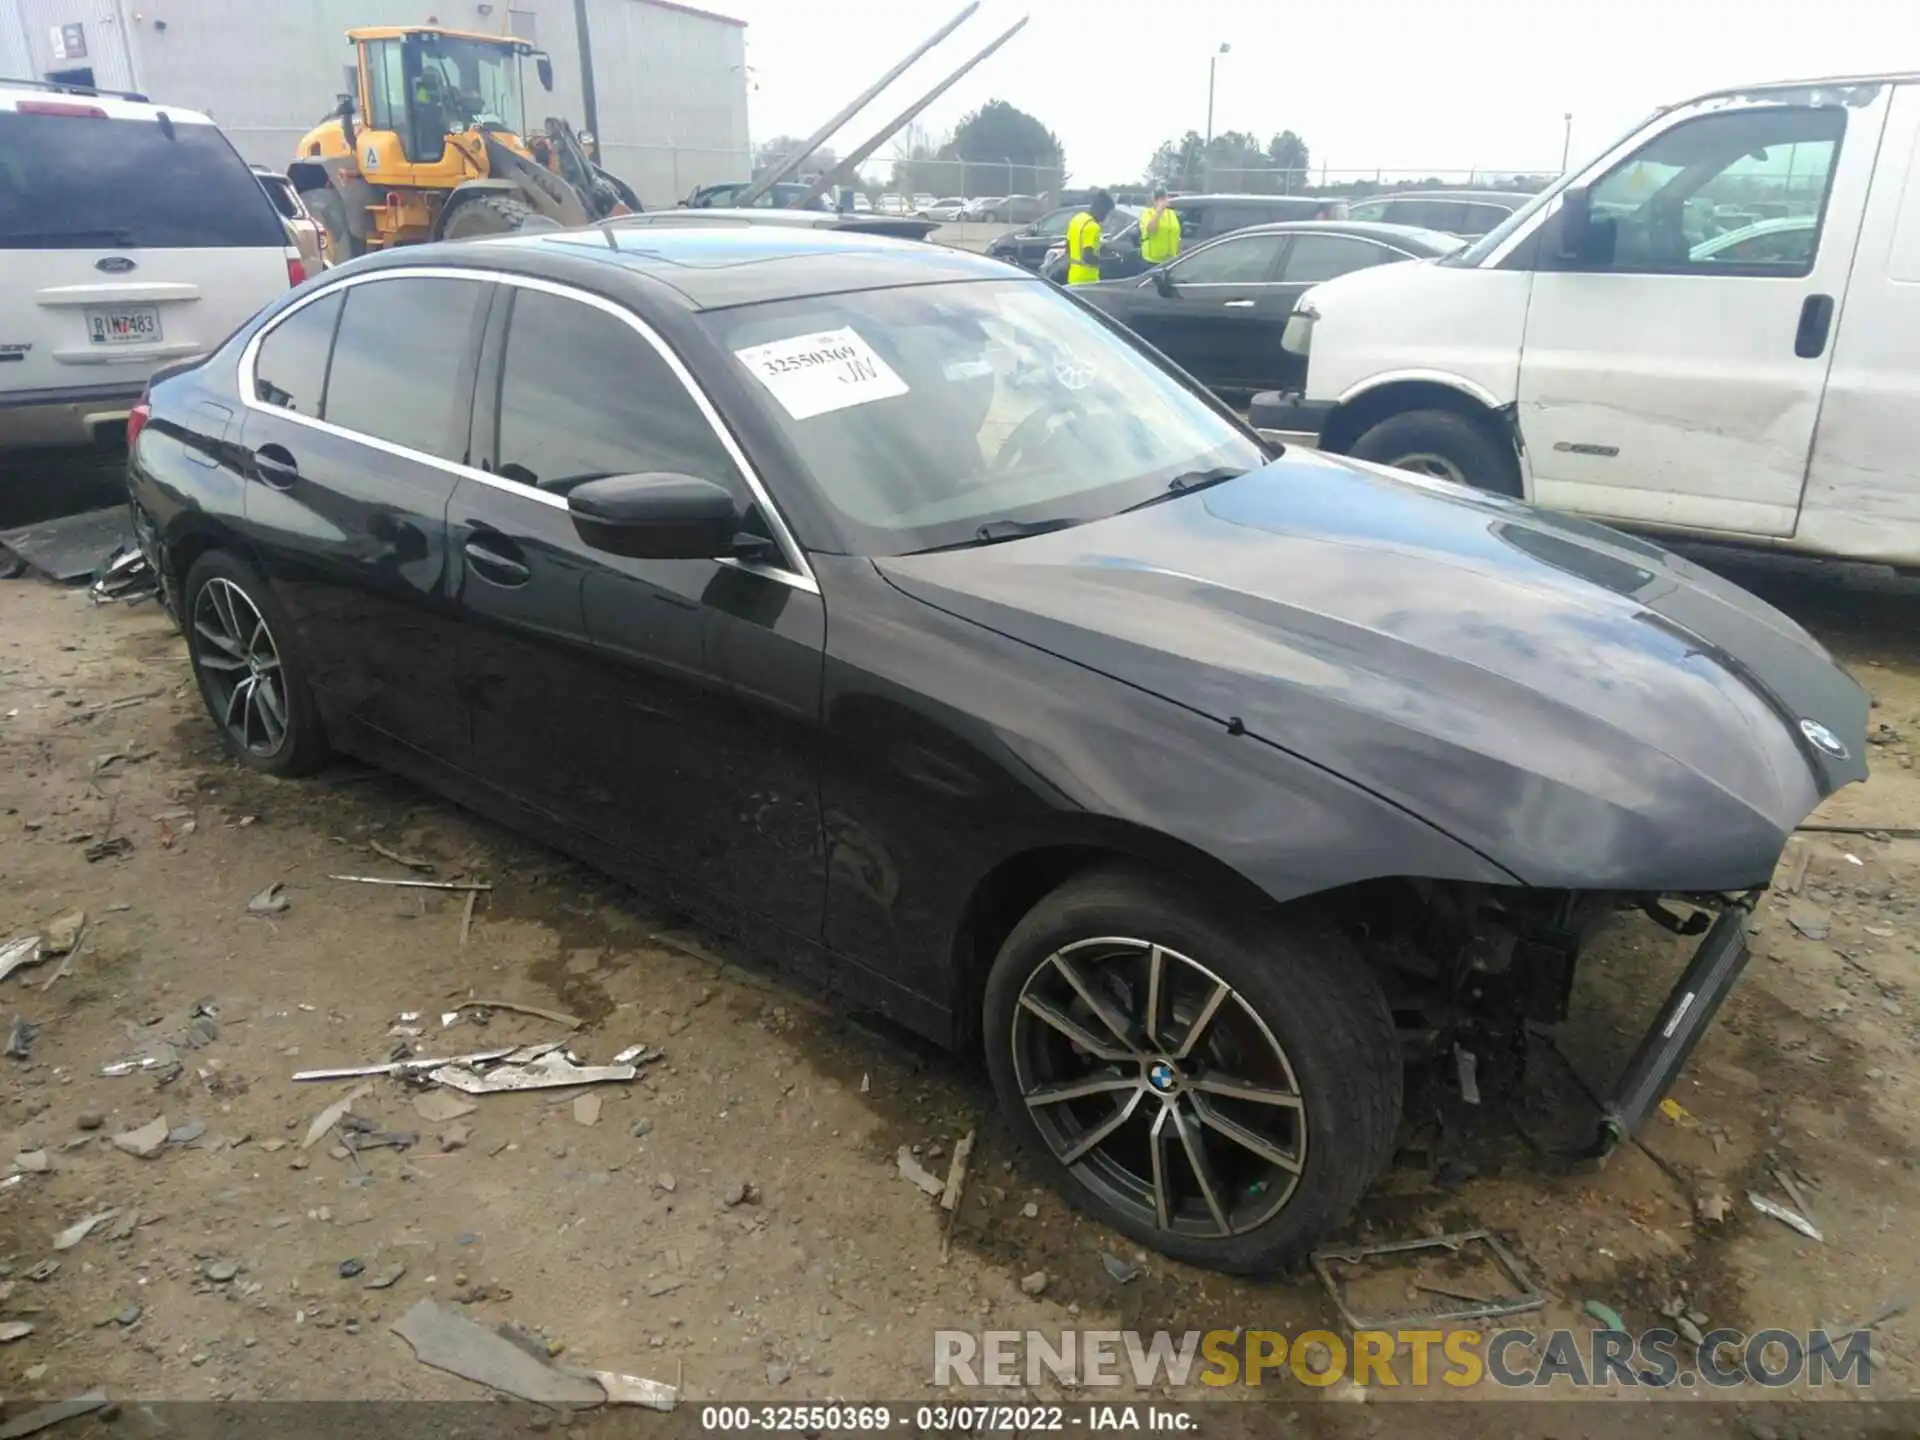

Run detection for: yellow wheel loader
[[289, 25, 639, 261]]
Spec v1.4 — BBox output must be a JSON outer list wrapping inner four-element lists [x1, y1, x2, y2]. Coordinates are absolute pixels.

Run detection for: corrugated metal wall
[[3, 0, 746, 207], [584, 0, 747, 204]]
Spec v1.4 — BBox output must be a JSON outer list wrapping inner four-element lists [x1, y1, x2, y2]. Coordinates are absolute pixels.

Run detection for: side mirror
[[1248, 391, 1297, 431], [336, 92, 356, 118], [535, 53, 554, 92], [567, 473, 741, 560], [1151, 266, 1176, 298], [1555, 184, 1612, 266]]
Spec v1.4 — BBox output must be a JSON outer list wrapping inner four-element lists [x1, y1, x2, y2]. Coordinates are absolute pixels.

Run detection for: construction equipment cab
[[289, 25, 637, 260], [1263, 71, 1920, 569]]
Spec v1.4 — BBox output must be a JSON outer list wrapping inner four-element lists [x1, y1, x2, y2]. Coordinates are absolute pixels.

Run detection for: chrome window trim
[[235, 264, 821, 596]]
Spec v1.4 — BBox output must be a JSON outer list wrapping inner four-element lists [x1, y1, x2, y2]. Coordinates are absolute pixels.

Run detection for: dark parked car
[[1044, 193, 1354, 283], [127, 226, 1866, 1272], [683, 180, 823, 210], [1344, 189, 1530, 238], [987, 202, 1139, 271], [1075, 221, 1462, 398], [616, 208, 940, 241]]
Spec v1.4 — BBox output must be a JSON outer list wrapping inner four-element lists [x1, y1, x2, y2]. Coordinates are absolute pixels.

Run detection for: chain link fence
[[1157, 165, 1554, 197]]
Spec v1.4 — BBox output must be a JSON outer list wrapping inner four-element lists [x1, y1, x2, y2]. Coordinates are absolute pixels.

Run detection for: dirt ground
[[1, 547, 1917, 1423]]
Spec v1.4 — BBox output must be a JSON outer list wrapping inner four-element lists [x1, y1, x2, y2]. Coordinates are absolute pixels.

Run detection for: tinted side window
[[1170, 233, 1287, 284], [323, 278, 487, 461], [495, 289, 743, 500], [1458, 203, 1513, 235], [1280, 235, 1395, 283], [253, 292, 342, 414], [0, 115, 288, 249]]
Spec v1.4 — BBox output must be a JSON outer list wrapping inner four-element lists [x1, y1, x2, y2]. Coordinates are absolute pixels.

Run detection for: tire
[[183, 552, 328, 777], [984, 865, 1400, 1274], [1349, 408, 1522, 497], [302, 186, 364, 266], [440, 194, 562, 242]]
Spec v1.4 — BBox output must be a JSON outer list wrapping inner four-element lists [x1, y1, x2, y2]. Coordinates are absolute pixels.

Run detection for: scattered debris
[[111, 1116, 169, 1159], [1769, 1164, 1819, 1228], [0, 1390, 109, 1440], [364, 1263, 407, 1290], [0, 1322, 33, 1343], [1453, 1044, 1482, 1105], [338, 1259, 366, 1280], [439, 1124, 471, 1154], [1101, 1253, 1142, 1285], [414, 1091, 477, 1124], [573, 1094, 601, 1127], [330, 874, 491, 892], [432, 1049, 639, 1095], [459, 889, 478, 947], [1020, 1271, 1049, 1297], [369, 839, 434, 873], [391, 1299, 606, 1406], [74, 1112, 103, 1132], [764, 1362, 791, 1387], [13, 1150, 49, 1174], [6, 1016, 37, 1060], [168, 1120, 206, 1146], [896, 1147, 944, 1198], [1312, 1230, 1548, 1330], [1021, 1202, 1039, 1219], [940, 1129, 976, 1213], [202, 1259, 239, 1283], [245, 883, 290, 916], [654, 1173, 676, 1193], [0, 936, 43, 984], [293, 1047, 519, 1083], [453, 998, 583, 1030], [1787, 907, 1831, 942], [1693, 1179, 1734, 1225], [42, 910, 84, 957], [52, 1210, 118, 1251], [24, 1259, 59, 1282], [342, 1125, 416, 1154], [720, 1179, 755, 1209], [100, 1055, 174, 1078], [1658, 1097, 1696, 1128], [114, 1306, 141, 1327], [611, 1043, 648, 1065], [1749, 1191, 1823, 1242], [302, 1084, 373, 1149], [1583, 1300, 1627, 1331], [84, 836, 133, 863], [588, 1370, 678, 1411]]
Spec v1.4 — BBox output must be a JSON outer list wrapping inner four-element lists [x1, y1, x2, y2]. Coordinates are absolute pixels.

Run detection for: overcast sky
[[713, 0, 1920, 185]]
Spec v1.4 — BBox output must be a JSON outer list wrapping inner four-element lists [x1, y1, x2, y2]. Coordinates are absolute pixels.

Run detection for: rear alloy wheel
[[985, 867, 1401, 1273], [1349, 408, 1522, 498], [184, 553, 326, 776]]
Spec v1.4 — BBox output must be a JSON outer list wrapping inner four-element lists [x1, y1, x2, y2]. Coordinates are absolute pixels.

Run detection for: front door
[[236, 272, 489, 765], [453, 280, 826, 939], [1518, 93, 1888, 536], [1127, 230, 1290, 391]]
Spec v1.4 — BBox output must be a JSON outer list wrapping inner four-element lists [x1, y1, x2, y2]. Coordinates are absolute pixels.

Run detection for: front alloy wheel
[[985, 867, 1401, 1273], [1012, 938, 1307, 1239]]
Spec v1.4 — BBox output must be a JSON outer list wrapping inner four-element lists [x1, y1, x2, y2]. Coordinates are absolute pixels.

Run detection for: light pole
[[1204, 42, 1229, 190], [1561, 112, 1573, 173]]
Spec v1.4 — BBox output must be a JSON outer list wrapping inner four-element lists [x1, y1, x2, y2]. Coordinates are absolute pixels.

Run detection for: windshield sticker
[[734, 327, 909, 420]]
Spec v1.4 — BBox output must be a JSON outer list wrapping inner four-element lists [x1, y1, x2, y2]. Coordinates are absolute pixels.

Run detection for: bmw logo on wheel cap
[[1147, 1061, 1178, 1094], [1800, 718, 1849, 760]]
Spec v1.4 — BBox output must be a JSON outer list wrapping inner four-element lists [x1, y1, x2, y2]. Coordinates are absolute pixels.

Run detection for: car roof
[[610, 209, 939, 238], [1200, 219, 1463, 250], [374, 224, 1010, 312], [1171, 193, 1335, 205], [1352, 189, 1526, 204], [0, 79, 214, 123]]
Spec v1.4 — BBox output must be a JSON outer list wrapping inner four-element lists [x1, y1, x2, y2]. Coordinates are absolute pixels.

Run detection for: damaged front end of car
[[1328, 876, 1760, 1155]]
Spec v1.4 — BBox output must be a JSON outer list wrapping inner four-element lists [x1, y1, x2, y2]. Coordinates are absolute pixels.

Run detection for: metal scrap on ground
[[896, 1147, 944, 1197], [329, 874, 491, 892], [1749, 1190, 1824, 1242], [431, 1048, 641, 1095], [391, 1298, 674, 1408], [0, 936, 43, 985]]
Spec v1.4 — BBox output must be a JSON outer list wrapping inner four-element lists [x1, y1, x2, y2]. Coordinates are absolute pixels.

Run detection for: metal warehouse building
[[0, 0, 749, 206]]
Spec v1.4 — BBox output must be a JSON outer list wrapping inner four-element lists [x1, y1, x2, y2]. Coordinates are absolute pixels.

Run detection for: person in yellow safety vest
[[1065, 190, 1116, 285], [1139, 184, 1181, 265]]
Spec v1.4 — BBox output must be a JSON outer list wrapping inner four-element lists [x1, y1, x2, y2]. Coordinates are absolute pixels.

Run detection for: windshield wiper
[[1118, 466, 1247, 513], [909, 517, 1082, 554]]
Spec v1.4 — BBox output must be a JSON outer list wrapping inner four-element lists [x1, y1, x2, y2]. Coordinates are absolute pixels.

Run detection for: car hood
[[875, 450, 1868, 891]]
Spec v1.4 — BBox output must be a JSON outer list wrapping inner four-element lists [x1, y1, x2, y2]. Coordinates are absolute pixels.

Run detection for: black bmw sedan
[[127, 226, 1867, 1273]]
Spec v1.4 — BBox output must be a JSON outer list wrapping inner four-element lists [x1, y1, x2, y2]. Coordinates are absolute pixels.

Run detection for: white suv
[[0, 81, 302, 451]]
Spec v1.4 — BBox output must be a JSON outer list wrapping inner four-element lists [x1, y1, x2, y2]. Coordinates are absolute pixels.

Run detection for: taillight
[[17, 100, 107, 118], [126, 399, 152, 449], [287, 255, 307, 287]]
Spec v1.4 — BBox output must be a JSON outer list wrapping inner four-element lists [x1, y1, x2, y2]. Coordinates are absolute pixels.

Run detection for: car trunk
[[0, 105, 292, 402]]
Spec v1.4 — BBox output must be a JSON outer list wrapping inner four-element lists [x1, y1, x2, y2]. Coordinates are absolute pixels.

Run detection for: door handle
[[253, 443, 299, 489], [462, 537, 531, 587], [1795, 294, 1835, 358], [1223, 299, 1256, 309]]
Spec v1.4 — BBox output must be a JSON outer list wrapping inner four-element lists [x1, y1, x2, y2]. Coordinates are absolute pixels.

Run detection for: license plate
[[86, 307, 161, 345]]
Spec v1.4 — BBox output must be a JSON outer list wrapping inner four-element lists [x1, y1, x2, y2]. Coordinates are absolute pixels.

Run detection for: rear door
[[235, 271, 489, 766], [1125, 230, 1289, 390], [1257, 233, 1406, 390], [0, 102, 293, 410]]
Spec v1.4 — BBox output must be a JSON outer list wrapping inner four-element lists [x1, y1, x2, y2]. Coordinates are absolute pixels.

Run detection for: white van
[[0, 81, 301, 452], [1262, 71, 1920, 568]]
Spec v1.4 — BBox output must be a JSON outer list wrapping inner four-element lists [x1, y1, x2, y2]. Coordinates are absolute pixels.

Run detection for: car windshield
[[412, 34, 527, 133], [702, 278, 1265, 556]]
